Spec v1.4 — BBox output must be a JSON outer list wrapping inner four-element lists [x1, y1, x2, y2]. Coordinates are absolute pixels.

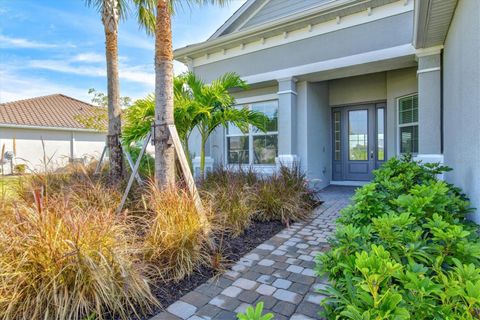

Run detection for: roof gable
[[211, 0, 336, 39], [0, 94, 106, 131]]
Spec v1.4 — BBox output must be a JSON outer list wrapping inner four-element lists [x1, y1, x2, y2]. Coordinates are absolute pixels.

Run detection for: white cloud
[[72, 52, 105, 63], [25, 56, 155, 87], [28, 59, 105, 77], [0, 69, 90, 103], [0, 34, 74, 49]]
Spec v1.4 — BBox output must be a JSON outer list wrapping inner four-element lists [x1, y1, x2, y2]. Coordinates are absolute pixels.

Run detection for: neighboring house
[[0, 94, 106, 174], [175, 0, 480, 221]]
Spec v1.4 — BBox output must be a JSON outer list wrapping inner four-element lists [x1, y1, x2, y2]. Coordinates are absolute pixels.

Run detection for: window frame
[[225, 99, 279, 167], [396, 93, 419, 155]]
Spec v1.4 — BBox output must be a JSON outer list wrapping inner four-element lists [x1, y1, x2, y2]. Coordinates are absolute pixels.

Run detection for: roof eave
[[174, 0, 361, 61], [0, 123, 105, 133], [413, 0, 458, 49]]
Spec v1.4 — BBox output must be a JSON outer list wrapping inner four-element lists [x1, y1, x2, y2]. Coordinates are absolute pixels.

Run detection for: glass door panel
[[348, 110, 368, 161], [377, 108, 385, 161]]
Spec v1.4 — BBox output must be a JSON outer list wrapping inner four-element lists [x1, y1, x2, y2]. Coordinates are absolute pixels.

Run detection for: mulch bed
[[140, 219, 285, 319]]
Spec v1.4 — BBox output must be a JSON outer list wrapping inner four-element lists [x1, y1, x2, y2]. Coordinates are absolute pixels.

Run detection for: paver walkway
[[152, 186, 355, 320]]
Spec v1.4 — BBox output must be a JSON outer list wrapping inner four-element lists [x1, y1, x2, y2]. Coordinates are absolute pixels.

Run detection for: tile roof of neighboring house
[[0, 94, 106, 131]]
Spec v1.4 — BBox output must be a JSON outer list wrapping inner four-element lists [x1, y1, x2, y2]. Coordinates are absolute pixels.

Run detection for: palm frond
[[122, 94, 155, 146], [84, 0, 130, 20], [133, 0, 156, 35]]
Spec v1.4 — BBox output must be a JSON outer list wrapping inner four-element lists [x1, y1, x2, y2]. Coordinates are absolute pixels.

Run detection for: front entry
[[332, 103, 386, 181]]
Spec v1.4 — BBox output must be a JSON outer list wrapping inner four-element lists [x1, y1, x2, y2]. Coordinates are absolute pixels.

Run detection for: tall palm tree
[[153, 0, 229, 188], [85, 0, 154, 184]]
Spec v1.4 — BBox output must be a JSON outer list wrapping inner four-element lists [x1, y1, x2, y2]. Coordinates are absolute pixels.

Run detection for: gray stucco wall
[[329, 72, 387, 106], [194, 12, 414, 83], [386, 67, 418, 158], [306, 82, 331, 188], [296, 81, 330, 187], [442, 0, 480, 222]]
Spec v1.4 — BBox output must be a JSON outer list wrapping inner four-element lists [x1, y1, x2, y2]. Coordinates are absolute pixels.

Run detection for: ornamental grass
[[253, 165, 318, 225], [0, 196, 157, 320], [142, 184, 212, 282]]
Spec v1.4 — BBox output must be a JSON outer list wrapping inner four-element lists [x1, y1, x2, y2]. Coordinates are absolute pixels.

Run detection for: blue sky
[[0, 0, 246, 103]]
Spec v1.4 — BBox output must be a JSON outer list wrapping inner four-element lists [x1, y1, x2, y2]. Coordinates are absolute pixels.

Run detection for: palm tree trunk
[[154, 0, 175, 188], [182, 138, 193, 173], [200, 134, 207, 178], [103, 0, 123, 185]]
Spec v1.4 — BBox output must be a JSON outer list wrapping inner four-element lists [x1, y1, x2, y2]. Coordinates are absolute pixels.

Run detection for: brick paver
[[151, 186, 354, 320]]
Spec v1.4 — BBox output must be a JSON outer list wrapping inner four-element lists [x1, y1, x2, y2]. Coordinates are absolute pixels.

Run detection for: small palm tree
[[121, 92, 208, 170], [177, 72, 268, 177], [85, 0, 155, 184], [122, 72, 269, 177]]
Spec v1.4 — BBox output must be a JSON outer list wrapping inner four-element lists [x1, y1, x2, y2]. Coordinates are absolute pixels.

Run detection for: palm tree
[[85, 0, 155, 184], [121, 91, 208, 171], [153, 0, 229, 188], [177, 72, 268, 177], [122, 72, 269, 177]]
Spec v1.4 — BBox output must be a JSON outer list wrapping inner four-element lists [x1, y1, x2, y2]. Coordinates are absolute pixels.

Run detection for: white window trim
[[225, 99, 279, 167], [396, 93, 419, 155]]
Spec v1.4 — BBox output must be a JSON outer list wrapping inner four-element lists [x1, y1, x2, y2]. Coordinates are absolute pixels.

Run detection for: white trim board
[[242, 44, 415, 84], [187, 1, 413, 68]]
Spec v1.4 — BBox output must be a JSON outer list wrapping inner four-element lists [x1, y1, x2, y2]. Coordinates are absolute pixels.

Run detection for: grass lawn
[[0, 175, 21, 200]]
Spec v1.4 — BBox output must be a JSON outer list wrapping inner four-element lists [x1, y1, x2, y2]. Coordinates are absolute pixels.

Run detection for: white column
[[70, 131, 75, 162], [276, 77, 298, 168], [415, 46, 443, 164]]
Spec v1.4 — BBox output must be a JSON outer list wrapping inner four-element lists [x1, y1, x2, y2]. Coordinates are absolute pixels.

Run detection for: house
[[175, 0, 480, 222], [0, 94, 106, 174]]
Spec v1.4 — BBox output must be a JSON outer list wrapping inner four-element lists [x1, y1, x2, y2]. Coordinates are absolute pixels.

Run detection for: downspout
[[440, 50, 444, 154]]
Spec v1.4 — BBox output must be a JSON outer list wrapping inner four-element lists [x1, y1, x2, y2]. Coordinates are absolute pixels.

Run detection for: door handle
[[370, 150, 374, 159]]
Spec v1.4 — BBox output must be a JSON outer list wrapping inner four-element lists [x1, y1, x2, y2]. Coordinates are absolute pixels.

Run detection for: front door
[[332, 103, 386, 181]]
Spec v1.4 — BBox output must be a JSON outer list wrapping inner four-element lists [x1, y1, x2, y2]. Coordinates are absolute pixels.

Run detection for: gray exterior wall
[[385, 67, 418, 158], [329, 73, 387, 106], [443, 0, 480, 222], [305, 82, 331, 188], [194, 12, 414, 83]]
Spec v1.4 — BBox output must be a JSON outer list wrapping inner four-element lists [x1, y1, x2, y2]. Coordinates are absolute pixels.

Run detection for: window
[[333, 111, 341, 161], [377, 107, 385, 161], [398, 94, 418, 154], [226, 100, 278, 165]]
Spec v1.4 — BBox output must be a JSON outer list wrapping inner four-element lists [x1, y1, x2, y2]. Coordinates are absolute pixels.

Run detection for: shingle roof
[[0, 94, 106, 130]]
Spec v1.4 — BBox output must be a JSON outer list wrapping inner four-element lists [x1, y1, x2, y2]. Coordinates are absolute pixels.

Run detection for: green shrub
[[317, 155, 480, 319], [236, 302, 274, 320]]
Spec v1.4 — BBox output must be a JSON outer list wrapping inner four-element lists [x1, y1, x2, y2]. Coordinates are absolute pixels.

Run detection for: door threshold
[[330, 180, 368, 187]]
